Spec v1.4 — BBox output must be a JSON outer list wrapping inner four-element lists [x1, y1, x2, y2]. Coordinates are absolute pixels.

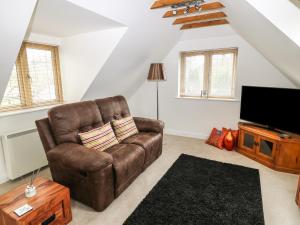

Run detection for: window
[[0, 42, 63, 111], [179, 48, 238, 99]]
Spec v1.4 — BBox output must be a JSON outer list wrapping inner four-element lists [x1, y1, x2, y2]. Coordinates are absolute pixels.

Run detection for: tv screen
[[240, 86, 300, 134]]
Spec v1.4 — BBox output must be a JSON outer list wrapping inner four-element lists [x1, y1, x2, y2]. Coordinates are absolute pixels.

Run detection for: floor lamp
[[147, 63, 166, 120]]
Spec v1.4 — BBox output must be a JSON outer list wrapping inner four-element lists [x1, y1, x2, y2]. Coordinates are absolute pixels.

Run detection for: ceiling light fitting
[[172, 5, 178, 15], [184, 5, 190, 14], [171, 0, 205, 15]]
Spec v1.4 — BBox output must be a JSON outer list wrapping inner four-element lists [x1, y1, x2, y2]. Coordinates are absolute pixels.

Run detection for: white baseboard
[[0, 176, 9, 184], [164, 129, 208, 140]]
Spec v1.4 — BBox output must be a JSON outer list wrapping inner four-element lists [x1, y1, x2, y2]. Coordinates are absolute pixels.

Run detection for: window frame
[[179, 48, 238, 100], [0, 42, 63, 112]]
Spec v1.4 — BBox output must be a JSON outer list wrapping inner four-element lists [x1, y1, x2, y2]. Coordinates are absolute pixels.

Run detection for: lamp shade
[[147, 63, 166, 81]]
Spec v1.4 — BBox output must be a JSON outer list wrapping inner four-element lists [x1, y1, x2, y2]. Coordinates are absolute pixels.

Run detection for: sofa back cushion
[[95, 96, 131, 123], [48, 101, 104, 144]]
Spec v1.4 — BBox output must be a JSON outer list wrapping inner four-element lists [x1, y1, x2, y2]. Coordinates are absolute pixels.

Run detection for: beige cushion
[[78, 123, 119, 151], [112, 116, 139, 142]]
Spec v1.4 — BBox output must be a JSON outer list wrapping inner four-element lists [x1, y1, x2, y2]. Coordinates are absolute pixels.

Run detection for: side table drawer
[[30, 202, 65, 225]]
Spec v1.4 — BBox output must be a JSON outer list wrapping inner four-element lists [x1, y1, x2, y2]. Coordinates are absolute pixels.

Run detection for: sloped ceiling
[[78, 0, 300, 101], [66, 0, 183, 100], [291, 0, 300, 8], [0, 0, 37, 101], [222, 0, 300, 87], [246, 0, 300, 47], [29, 0, 123, 37], [1, 0, 299, 105]]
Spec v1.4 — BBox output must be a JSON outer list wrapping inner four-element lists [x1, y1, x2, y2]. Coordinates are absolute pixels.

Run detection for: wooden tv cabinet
[[237, 123, 300, 174]]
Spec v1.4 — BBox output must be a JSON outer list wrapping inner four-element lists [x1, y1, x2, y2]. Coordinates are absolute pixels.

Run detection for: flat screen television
[[240, 86, 300, 134]]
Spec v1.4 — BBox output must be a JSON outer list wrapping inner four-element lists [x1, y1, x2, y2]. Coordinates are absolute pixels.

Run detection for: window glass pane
[[243, 133, 255, 150], [0, 65, 22, 107], [260, 139, 273, 157], [210, 53, 235, 97], [183, 55, 205, 96], [26, 48, 57, 103]]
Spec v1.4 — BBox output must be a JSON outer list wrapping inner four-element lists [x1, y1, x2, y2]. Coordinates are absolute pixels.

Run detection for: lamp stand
[[147, 63, 165, 120]]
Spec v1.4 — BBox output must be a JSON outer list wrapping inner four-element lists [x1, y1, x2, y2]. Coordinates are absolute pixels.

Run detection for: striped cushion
[[78, 123, 119, 151], [112, 116, 139, 142]]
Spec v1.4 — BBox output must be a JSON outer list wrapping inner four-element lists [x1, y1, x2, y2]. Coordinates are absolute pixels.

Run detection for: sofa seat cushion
[[122, 132, 162, 169], [104, 144, 145, 196]]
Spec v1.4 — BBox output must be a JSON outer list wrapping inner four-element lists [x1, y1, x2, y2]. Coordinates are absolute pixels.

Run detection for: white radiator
[[1, 128, 48, 180]]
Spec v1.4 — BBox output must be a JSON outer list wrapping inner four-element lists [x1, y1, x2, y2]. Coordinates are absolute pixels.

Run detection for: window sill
[[0, 103, 64, 118], [176, 96, 240, 102]]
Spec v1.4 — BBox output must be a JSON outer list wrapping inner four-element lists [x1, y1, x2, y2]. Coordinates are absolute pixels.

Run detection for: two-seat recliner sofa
[[36, 96, 164, 211]]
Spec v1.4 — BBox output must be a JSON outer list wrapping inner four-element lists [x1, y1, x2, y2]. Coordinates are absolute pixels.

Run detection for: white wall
[[129, 27, 295, 139], [60, 27, 127, 102], [24, 33, 62, 46]]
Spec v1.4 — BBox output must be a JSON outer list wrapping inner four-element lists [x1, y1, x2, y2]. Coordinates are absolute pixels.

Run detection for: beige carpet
[[1, 135, 299, 225]]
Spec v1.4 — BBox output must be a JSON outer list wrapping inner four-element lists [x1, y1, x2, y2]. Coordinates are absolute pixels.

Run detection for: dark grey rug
[[124, 154, 265, 225]]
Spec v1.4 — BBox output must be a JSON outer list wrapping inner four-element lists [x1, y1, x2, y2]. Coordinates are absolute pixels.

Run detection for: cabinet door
[[239, 130, 257, 152], [276, 142, 300, 170], [256, 136, 276, 162]]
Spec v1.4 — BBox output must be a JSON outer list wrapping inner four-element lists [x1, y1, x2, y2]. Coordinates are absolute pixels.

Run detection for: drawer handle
[[42, 214, 56, 225]]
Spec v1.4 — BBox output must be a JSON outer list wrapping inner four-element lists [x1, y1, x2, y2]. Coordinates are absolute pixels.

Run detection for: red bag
[[224, 130, 234, 151], [224, 130, 239, 150]]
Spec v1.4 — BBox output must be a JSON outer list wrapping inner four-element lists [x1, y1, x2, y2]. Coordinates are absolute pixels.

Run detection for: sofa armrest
[[47, 143, 113, 173], [36, 118, 57, 152], [133, 117, 165, 133]]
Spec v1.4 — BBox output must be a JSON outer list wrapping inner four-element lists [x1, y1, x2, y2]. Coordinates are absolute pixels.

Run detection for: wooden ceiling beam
[[173, 12, 226, 25], [163, 2, 224, 18], [151, 0, 191, 9], [180, 19, 229, 30]]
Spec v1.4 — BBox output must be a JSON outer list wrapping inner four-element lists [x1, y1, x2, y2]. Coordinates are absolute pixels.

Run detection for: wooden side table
[[0, 177, 72, 225], [296, 176, 300, 207]]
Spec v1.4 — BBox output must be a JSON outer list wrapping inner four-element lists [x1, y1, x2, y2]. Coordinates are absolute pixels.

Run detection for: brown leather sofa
[[36, 96, 164, 211]]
